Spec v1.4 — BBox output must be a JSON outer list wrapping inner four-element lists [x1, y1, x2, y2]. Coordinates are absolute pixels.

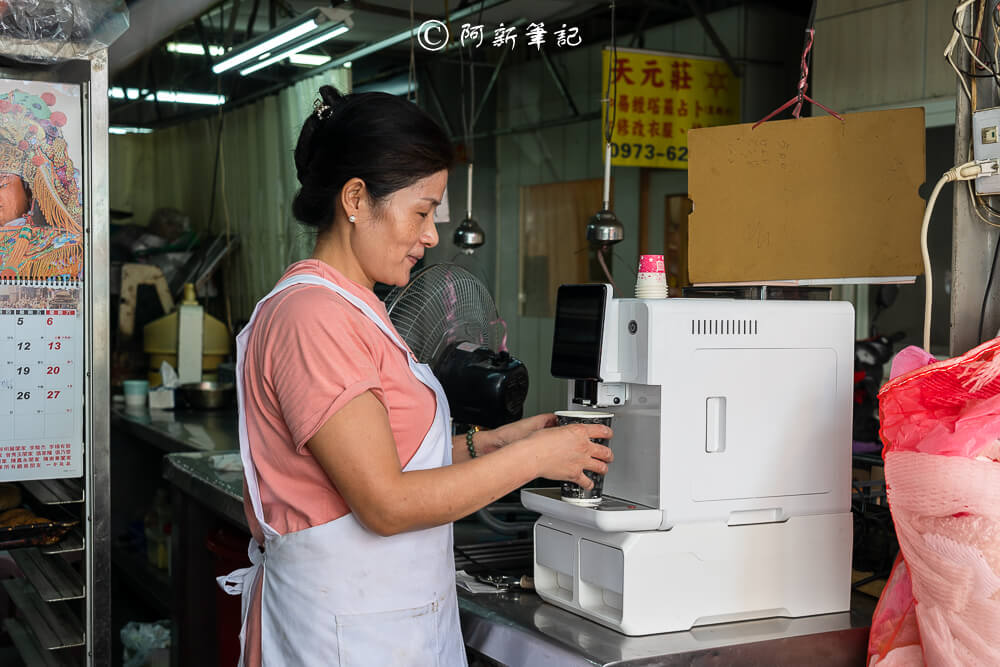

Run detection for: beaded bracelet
[[466, 426, 480, 458]]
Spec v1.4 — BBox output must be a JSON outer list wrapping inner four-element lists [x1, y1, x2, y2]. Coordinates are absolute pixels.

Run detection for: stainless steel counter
[[111, 403, 238, 453], [115, 409, 872, 667], [460, 590, 869, 666]]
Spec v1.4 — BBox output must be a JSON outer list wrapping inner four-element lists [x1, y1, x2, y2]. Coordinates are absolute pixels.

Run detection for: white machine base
[[533, 512, 853, 636]]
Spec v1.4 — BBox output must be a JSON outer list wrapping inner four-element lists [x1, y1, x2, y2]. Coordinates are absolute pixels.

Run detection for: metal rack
[[0, 45, 110, 667]]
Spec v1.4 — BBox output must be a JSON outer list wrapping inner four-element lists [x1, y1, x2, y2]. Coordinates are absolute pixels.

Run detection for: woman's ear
[[340, 177, 367, 221]]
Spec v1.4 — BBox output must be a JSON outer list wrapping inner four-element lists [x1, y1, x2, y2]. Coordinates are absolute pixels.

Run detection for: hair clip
[[313, 98, 333, 120]]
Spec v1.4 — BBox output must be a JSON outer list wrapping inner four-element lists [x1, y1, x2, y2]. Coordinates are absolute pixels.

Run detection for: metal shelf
[[21, 479, 84, 505], [3, 579, 84, 652], [10, 549, 85, 602], [40, 529, 84, 556], [4, 618, 68, 667]]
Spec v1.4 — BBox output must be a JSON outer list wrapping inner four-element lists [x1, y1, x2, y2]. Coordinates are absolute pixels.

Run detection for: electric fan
[[383, 264, 528, 428]]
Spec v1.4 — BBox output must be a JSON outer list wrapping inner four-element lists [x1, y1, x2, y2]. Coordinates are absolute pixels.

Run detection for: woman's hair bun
[[318, 85, 345, 109]]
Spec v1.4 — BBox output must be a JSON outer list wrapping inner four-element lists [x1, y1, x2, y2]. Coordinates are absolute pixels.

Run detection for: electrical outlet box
[[973, 107, 1000, 194]]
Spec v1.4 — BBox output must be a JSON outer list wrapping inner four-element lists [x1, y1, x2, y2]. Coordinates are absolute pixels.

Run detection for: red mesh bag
[[868, 340, 1000, 666]]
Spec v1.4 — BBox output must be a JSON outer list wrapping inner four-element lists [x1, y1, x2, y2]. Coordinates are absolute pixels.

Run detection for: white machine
[[521, 284, 854, 636]]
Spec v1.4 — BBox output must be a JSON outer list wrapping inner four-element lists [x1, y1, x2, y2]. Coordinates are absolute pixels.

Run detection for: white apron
[[218, 274, 467, 667]]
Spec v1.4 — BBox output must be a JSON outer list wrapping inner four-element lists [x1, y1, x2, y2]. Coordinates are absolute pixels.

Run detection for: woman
[[221, 86, 613, 666]]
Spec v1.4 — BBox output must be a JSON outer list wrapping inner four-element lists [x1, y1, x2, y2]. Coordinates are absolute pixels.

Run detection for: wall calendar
[[0, 78, 84, 480]]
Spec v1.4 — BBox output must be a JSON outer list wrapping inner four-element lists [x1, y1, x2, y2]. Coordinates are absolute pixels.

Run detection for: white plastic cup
[[636, 272, 667, 285], [123, 379, 149, 409], [635, 284, 668, 299]]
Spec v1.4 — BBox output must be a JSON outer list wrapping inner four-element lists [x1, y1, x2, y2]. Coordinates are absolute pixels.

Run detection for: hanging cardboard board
[[687, 108, 926, 284]]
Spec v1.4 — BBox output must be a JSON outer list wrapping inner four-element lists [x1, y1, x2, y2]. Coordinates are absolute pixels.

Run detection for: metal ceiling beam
[[471, 47, 509, 128], [225, 0, 242, 49], [244, 0, 261, 41], [682, 0, 741, 77], [540, 48, 579, 117], [194, 17, 214, 71], [420, 66, 455, 137]]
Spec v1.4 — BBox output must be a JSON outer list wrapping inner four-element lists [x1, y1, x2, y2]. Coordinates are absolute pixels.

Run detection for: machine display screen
[[551, 284, 606, 381]]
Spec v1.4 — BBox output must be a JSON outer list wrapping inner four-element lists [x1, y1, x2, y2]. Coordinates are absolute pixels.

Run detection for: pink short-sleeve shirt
[[240, 259, 436, 542]]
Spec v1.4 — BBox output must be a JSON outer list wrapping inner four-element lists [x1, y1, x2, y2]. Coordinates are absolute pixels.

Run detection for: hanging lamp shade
[[454, 162, 485, 253]]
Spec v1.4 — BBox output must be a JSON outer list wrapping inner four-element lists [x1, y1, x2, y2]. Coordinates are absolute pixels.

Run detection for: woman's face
[[0, 173, 30, 224], [353, 170, 447, 287]]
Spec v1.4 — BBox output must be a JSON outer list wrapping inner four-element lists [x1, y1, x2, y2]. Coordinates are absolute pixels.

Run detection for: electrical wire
[[922, 173, 951, 352], [947, 0, 979, 99], [594, 0, 618, 289], [922, 160, 993, 352], [954, 2, 997, 77], [602, 1, 617, 146], [597, 246, 615, 290], [407, 0, 416, 103]]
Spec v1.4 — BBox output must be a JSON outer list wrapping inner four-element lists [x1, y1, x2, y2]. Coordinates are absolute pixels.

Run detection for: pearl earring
[[349, 215, 356, 222]]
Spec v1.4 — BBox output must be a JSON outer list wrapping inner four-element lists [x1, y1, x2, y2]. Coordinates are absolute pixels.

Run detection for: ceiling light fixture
[[212, 7, 352, 75], [167, 42, 225, 57], [109, 126, 154, 135], [109, 87, 226, 105], [239, 24, 349, 75], [288, 53, 331, 66], [108, 86, 226, 106], [148, 91, 227, 105]]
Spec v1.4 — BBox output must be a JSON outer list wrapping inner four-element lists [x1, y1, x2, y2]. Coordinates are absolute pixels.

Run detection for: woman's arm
[[308, 390, 611, 537], [452, 413, 558, 462]]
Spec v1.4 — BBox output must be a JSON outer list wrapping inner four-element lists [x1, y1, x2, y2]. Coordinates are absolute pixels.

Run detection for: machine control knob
[[628, 320, 638, 334]]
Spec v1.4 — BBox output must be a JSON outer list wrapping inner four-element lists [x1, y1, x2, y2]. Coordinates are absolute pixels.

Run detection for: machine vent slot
[[691, 319, 758, 336]]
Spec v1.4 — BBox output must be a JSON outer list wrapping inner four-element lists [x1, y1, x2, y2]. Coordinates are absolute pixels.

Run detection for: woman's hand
[[513, 423, 613, 490], [477, 413, 556, 455]]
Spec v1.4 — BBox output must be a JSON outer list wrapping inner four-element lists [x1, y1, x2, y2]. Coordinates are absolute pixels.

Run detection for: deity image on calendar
[[0, 88, 82, 280]]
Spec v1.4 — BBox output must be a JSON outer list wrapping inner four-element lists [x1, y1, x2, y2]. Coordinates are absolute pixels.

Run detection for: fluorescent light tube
[[239, 24, 349, 76], [288, 53, 331, 66], [167, 42, 225, 57], [212, 18, 319, 74], [109, 126, 154, 135], [144, 91, 227, 106]]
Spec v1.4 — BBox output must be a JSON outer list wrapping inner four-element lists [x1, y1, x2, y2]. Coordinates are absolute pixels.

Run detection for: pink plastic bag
[[869, 340, 1000, 666]]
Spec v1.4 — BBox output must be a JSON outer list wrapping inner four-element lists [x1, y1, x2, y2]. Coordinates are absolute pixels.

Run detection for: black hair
[[292, 85, 455, 230]]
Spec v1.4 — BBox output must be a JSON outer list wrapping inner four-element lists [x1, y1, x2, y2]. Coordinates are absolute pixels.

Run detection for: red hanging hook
[[752, 28, 843, 130]]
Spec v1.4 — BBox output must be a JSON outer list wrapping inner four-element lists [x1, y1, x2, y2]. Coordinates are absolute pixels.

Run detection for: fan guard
[[383, 264, 505, 367]]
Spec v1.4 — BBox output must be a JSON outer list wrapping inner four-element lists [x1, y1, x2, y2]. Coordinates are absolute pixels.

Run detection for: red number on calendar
[[46, 366, 60, 375], [47, 390, 60, 399], [46, 317, 53, 325], [48, 341, 61, 350]]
